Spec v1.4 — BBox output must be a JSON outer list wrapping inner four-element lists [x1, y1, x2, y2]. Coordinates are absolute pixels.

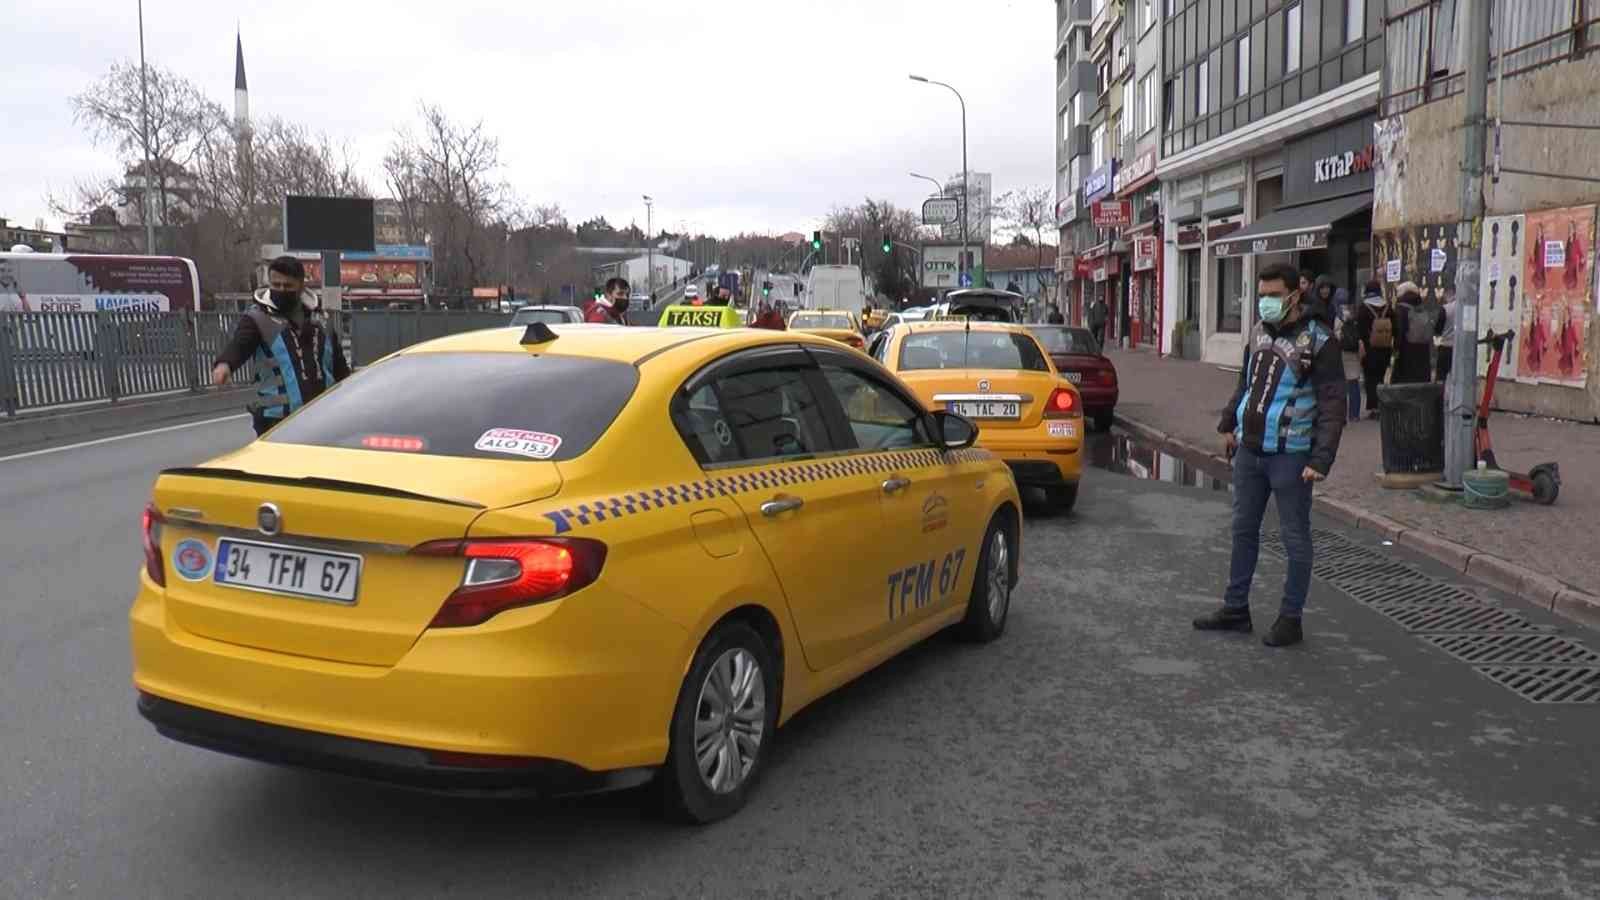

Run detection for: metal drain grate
[[1314, 558, 1425, 583], [1423, 633, 1600, 665], [1370, 602, 1545, 633], [1342, 578, 1484, 606], [1474, 666, 1600, 703]]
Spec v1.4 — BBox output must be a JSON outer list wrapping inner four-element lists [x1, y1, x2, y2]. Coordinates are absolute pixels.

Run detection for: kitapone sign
[[1312, 146, 1376, 184]]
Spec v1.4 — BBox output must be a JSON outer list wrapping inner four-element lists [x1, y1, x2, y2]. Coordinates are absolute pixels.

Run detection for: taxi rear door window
[[672, 365, 835, 465]]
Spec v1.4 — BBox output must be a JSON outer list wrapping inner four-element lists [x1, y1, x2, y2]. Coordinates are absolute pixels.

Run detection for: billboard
[[284, 195, 376, 252], [922, 197, 960, 226], [1518, 205, 1592, 388], [0, 253, 201, 312]]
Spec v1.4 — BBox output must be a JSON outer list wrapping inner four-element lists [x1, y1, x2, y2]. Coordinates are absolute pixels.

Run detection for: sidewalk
[[1105, 345, 1600, 625]]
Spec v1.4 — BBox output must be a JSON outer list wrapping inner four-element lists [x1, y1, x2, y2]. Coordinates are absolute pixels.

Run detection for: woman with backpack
[[1356, 281, 1394, 418], [1392, 284, 1435, 384]]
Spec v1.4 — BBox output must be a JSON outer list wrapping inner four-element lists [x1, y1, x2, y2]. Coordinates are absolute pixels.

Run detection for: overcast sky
[[5, 0, 1052, 238]]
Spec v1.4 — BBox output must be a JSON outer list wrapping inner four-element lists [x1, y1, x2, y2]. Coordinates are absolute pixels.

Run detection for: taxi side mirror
[[932, 411, 978, 450]]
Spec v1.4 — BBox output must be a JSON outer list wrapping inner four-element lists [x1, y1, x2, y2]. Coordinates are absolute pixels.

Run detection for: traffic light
[[811, 231, 822, 251], [762, 280, 772, 297], [882, 234, 892, 254]]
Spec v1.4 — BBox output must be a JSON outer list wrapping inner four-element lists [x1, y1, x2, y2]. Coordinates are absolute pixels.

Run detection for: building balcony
[[1066, 60, 1096, 96], [1066, 124, 1091, 159]]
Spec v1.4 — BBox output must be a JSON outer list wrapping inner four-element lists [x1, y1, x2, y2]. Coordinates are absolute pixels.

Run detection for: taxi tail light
[[411, 538, 607, 628], [142, 503, 165, 587], [1044, 387, 1079, 419]]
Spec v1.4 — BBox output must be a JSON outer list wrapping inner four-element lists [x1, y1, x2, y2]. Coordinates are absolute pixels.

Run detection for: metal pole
[[909, 76, 971, 282], [137, 0, 155, 255], [643, 195, 654, 300], [1445, 0, 1494, 488]]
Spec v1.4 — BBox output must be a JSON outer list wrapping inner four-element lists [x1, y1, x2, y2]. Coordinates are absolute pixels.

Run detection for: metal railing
[[0, 308, 515, 417]]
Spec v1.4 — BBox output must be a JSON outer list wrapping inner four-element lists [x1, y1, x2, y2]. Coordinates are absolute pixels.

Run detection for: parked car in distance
[[511, 305, 585, 326], [1026, 325, 1118, 432]]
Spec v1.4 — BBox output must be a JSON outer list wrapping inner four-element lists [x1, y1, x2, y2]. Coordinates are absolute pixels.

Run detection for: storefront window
[[1182, 248, 1201, 322], [1215, 256, 1244, 333]]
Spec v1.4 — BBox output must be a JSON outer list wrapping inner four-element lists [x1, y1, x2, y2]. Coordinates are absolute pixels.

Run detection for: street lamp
[[642, 194, 654, 300], [909, 74, 969, 285], [908, 172, 945, 198], [138, 0, 155, 254]]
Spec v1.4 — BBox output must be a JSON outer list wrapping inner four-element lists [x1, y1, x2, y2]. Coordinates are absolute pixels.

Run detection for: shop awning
[[1212, 194, 1372, 258]]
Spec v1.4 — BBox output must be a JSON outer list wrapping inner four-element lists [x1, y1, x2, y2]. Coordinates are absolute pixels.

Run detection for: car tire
[[658, 621, 778, 825], [1045, 484, 1079, 515], [1093, 410, 1115, 432], [957, 516, 1015, 643]]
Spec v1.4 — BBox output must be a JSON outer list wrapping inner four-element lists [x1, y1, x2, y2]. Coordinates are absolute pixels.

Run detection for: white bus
[[0, 251, 202, 313]]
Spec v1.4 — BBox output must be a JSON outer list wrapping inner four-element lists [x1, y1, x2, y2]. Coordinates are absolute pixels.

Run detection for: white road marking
[[0, 414, 250, 463]]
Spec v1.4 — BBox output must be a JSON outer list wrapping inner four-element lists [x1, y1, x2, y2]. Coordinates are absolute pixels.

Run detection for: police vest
[[246, 307, 338, 420], [660, 304, 739, 328], [1233, 319, 1331, 455]]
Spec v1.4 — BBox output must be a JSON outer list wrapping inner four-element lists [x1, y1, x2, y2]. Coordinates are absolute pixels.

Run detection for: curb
[[0, 388, 254, 455], [1112, 411, 1600, 631]]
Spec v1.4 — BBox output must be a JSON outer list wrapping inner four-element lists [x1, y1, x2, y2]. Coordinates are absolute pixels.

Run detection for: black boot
[[1193, 606, 1253, 633], [1262, 616, 1304, 648]]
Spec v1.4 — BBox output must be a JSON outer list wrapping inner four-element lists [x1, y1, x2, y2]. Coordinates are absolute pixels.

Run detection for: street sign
[[959, 271, 973, 287], [923, 197, 960, 226]]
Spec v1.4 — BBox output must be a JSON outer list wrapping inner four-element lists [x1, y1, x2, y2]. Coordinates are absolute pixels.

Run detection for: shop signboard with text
[[1283, 114, 1379, 205], [1133, 235, 1158, 271], [1083, 162, 1117, 204], [1091, 200, 1133, 229], [1214, 228, 1329, 258], [1114, 150, 1158, 197]]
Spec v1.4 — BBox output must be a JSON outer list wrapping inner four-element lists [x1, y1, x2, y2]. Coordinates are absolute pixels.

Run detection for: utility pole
[[137, 0, 155, 255], [1444, 0, 1493, 488], [643, 195, 654, 300]]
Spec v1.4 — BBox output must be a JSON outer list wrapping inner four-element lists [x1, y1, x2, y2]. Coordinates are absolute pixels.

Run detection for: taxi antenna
[[520, 322, 559, 345]]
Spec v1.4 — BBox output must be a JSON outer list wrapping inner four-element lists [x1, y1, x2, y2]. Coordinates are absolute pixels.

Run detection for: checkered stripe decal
[[543, 448, 994, 534]]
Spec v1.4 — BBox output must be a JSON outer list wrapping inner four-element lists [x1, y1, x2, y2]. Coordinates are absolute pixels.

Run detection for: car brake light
[[1044, 387, 1079, 418], [361, 434, 426, 452], [142, 503, 165, 586], [410, 538, 607, 628], [1100, 368, 1118, 385], [845, 335, 864, 348]]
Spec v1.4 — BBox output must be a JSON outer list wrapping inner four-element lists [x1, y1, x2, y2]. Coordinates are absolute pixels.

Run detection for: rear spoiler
[[159, 467, 485, 510]]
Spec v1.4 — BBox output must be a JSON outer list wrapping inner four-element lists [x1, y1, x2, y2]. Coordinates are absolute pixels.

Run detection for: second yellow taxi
[[787, 308, 865, 350], [130, 323, 1021, 823], [869, 320, 1085, 512]]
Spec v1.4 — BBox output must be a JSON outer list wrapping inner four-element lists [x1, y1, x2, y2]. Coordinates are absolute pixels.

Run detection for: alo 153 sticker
[[475, 428, 562, 459]]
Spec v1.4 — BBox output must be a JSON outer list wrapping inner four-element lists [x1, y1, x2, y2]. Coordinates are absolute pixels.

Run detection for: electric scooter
[[1474, 329, 1560, 504]]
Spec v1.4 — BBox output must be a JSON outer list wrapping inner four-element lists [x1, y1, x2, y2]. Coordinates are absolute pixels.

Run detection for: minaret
[[233, 30, 250, 137]]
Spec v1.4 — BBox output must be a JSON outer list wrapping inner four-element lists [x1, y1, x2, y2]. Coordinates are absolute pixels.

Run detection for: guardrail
[[0, 309, 516, 417]]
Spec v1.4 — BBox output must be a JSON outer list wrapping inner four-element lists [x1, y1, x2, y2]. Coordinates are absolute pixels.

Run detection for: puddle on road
[[1086, 431, 1231, 492]]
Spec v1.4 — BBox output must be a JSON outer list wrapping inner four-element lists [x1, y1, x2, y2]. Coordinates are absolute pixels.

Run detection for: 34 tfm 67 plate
[[214, 538, 362, 605]]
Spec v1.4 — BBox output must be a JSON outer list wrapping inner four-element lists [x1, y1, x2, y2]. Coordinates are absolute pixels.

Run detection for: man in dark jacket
[[212, 256, 351, 437], [1194, 262, 1347, 648], [1087, 295, 1109, 347]]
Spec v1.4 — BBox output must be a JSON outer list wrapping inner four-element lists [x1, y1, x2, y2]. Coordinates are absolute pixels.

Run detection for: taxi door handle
[[760, 495, 805, 518], [881, 477, 912, 495]]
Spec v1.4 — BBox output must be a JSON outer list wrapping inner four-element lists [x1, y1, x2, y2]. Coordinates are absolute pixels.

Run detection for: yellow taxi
[[132, 322, 1021, 823], [868, 320, 1085, 512], [787, 308, 865, 351]]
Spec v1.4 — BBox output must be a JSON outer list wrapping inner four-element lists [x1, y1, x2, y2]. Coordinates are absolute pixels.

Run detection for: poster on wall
[[1479, 214, 1524, 381], [1519, 205, 1592, 388], [1371, 223, 1459, 304]]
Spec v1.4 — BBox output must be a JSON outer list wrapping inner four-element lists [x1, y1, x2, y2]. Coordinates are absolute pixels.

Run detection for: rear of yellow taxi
[[130, 323, 1022, 821], [882, 321, 1085, 511], [787, 309, 865, 350]]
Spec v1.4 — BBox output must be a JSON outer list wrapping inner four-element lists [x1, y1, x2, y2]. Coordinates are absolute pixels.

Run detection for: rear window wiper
[[159, 467, 485, 509]]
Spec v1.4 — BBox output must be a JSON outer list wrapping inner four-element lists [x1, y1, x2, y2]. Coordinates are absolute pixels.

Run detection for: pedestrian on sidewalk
[[1088, 295, 1109, 348], [1392, 283, 1434, 384], [1332, 283, 1362, 421], [212, 256, 351, 437], [1434, 287, 1458, 382], [1356, 282, 1393, 418], [1195, 262, 1346, 648]]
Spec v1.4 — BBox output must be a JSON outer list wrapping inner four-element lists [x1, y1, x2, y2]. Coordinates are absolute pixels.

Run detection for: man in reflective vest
[[212, 256, 351, 437]]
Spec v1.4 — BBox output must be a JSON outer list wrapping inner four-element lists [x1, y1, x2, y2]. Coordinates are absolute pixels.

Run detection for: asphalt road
[[2, 420, 1597, 898]]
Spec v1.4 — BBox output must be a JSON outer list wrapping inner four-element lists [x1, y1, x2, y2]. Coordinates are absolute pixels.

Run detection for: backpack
[[1369, 305, 1395, 349], [1406, 304, 1439, 345], [1336, 314, 1360, 353]]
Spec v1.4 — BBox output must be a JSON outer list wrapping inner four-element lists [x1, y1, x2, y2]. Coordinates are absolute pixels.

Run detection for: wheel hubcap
[[693, 647, 766, 794], [987, 530, 1010, 624]]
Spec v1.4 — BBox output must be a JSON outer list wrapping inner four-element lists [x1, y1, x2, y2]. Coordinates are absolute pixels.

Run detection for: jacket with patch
[[216, 289, 351, 419], [1218, 314, 1347, 475]]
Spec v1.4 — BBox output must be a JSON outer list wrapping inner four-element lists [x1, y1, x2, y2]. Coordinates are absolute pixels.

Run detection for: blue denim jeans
[[1225, 447, 1314, 618], [1345, 377, 1362, 421]]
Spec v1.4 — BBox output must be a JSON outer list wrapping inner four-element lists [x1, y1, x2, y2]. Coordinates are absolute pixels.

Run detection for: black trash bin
[[1377, 382, 1445, 474]]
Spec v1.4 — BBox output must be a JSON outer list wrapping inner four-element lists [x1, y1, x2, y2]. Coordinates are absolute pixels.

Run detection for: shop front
[[1212, 115, 1377, 298], [1116, 150, 1162, 348], [1161, 161, 1249, 364], [1083, 161, 1118, 339]]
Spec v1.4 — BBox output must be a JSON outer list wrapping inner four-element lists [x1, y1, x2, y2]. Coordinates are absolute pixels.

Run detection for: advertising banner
[[1478, 215, 1524, 381], [0, 254, 199, 312], [1518, 205, 1592, 388]]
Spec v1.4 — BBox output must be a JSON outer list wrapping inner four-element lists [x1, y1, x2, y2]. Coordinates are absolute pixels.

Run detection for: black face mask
[[270, 289, 301, 313]]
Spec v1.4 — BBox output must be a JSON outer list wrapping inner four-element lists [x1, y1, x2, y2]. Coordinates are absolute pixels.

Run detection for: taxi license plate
[[950, 401, 1020, 419], [1064, 371, 1083, 384], [214, 538, 362, 605]]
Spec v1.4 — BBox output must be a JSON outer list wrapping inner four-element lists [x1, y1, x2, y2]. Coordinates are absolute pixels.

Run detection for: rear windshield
[[792, 314, 854, 330], [1029, 327, 1101, 355], [512, 308, 575, 325], [898, 331, 1050, 372], [267, 352, 638, 461]]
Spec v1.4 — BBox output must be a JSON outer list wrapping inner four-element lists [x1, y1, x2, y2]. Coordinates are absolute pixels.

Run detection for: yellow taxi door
[[672, 346, 888, 672], [810, 353, 988, 644]]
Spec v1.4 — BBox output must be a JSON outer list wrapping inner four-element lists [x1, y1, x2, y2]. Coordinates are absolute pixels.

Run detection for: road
[[2, 419, 1597, 898]]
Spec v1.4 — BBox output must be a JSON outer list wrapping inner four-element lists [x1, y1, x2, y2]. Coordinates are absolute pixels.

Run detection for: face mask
[[1257, 294, 1289, 324], [270, 289, 301, 312]]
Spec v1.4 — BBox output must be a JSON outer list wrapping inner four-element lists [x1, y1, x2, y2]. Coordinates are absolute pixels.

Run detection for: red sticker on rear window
[[475, 428, 562, 459]]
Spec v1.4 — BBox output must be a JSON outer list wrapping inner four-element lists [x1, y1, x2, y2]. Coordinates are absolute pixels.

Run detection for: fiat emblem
[[257, 503, 282, 536], [977, 379, 991, 393]]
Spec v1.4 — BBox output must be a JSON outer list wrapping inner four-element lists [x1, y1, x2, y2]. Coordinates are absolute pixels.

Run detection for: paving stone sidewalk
[[1105, 346, 1600, 622]]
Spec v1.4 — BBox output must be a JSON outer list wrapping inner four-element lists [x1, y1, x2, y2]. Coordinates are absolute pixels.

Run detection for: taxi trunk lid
[[152, 443, 563, 667]]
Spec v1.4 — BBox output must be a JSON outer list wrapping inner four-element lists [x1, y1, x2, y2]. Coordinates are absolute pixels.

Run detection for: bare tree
[[71, 61, 222, 239], [1003, 184, 1055, 300]]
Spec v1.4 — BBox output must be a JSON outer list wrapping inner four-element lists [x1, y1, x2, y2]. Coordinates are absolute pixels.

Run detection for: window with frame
[[1346, 0, 1365, 44], [1285, 4, 1302, 73], [1097, 60, 1111, 96], [1140, 74, 1156, 133], [1196, 59, 1210, 116], [1071, 91, 1085, 130], [673, 367, 833, 465], [1237, 34, 1251, 97], [1069, 157, 1082, 193], [1215, 256, 1244, 333], [1141, 0, 1154, 33], [1163, 77, 1175, 132], [1091, 123, 1107, 170], [820, 366, 931, 451], [1122, 81, 1135, 139]]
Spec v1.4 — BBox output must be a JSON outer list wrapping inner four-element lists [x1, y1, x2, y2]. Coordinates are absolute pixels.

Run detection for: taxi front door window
[[820, 366, 928, 450]]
